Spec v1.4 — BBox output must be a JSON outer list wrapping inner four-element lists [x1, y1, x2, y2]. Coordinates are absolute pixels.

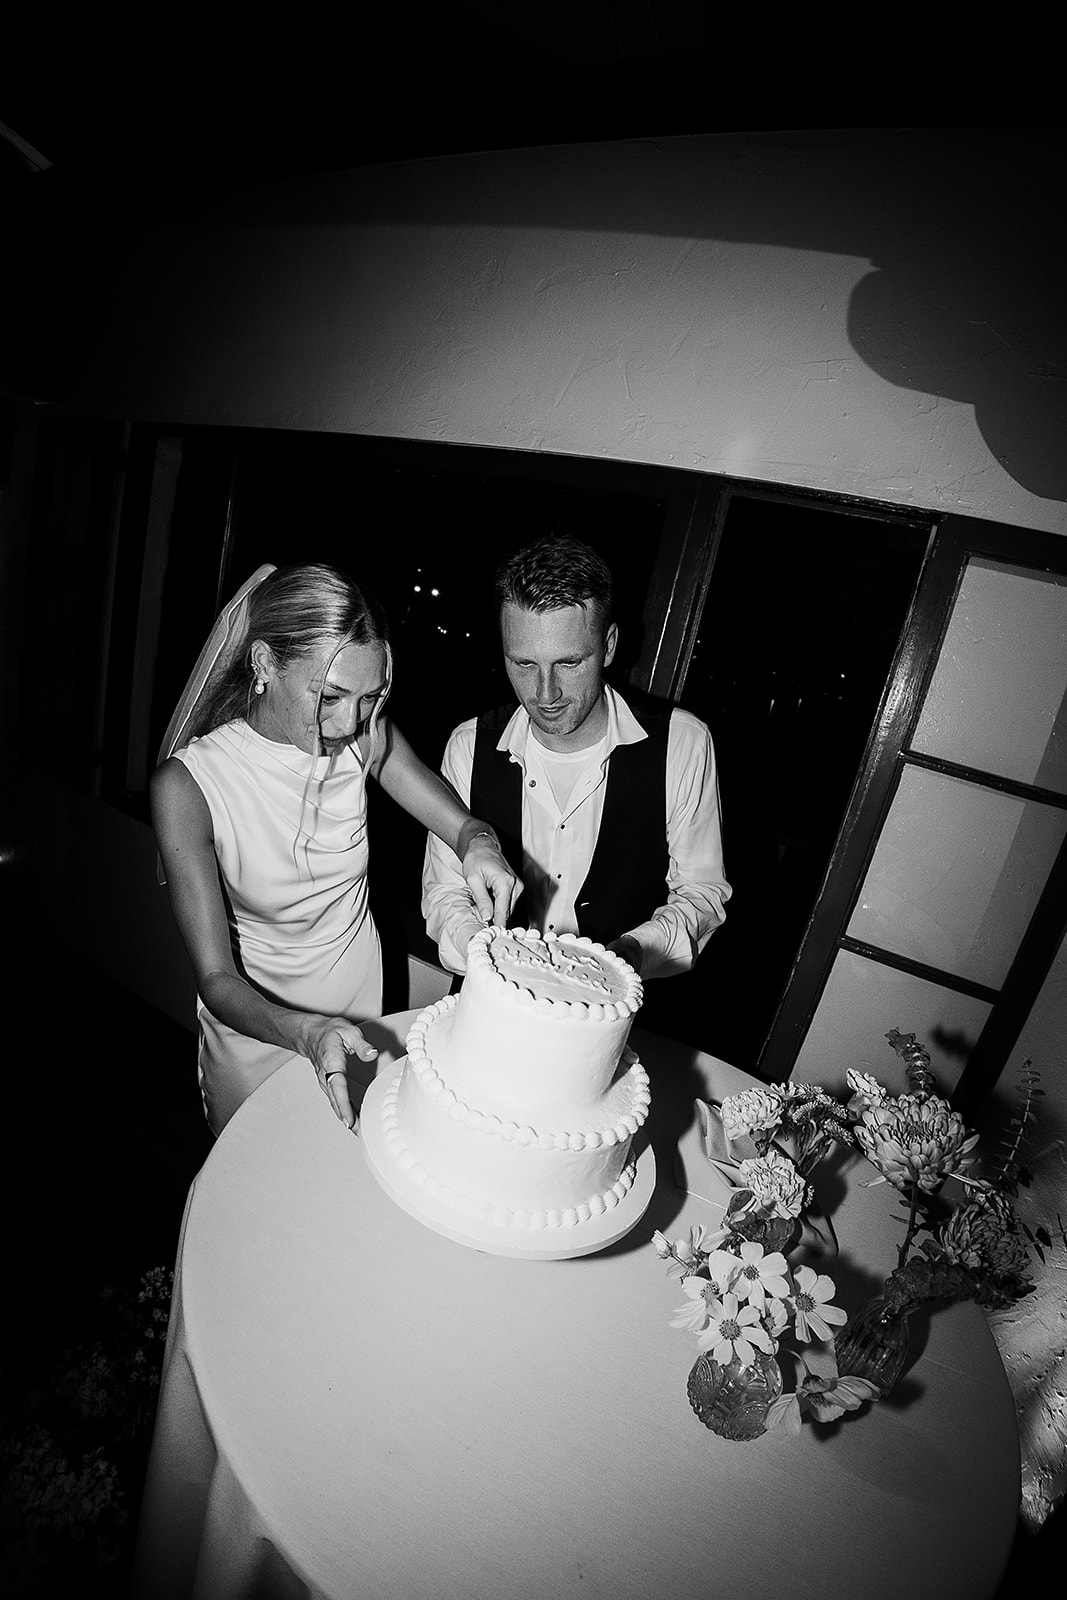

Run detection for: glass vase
[[687, 1350, 783, 1441], [834, 1297, 911, 1396], [744, 1214, 799, 1255]]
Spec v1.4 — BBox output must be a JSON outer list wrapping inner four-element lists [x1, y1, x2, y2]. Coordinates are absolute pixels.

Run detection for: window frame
[[752, 514, 1067, 1112]]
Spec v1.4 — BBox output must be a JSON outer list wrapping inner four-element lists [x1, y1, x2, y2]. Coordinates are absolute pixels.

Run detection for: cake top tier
[[467, 927, 643, 1017]]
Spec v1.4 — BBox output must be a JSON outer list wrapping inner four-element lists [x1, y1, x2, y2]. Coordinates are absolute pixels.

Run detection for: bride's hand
[[461, 830, 520, 926], [300, 1017, 378, 1130]]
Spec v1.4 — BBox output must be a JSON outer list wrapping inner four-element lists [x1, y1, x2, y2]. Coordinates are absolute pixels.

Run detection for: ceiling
[[0, 6, 1047, 404], [0, 5, 1035, 209]]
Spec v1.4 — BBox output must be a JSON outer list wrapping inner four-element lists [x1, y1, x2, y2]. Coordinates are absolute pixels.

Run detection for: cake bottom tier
[[381, 1045, 650, 1232]]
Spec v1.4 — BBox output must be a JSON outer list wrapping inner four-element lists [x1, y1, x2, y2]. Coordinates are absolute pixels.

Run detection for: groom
[[421, 535, 730, 1016]]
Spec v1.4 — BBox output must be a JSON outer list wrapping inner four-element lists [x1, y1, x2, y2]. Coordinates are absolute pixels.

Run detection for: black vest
[[469, 696, 671, 946]]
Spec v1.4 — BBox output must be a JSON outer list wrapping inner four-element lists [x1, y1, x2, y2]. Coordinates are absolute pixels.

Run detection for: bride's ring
[[324, 1070, 344, 1083]]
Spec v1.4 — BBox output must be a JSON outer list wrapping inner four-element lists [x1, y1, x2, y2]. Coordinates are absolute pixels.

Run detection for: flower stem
[[897, 1181, 921, 1271]]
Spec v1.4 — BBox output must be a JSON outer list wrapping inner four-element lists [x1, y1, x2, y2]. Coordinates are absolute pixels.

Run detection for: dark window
[[221, 432, 666, 763], [676, 491, 930, 1071], [22, 420, 122, 791]]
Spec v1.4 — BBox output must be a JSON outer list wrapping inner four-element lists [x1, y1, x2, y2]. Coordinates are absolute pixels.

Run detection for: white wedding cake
[[364, 927, 653, 1256]]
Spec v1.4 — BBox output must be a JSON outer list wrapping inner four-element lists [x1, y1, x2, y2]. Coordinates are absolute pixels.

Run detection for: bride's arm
[[150, 759, 377, 1127], [369, 719, 519, 926]]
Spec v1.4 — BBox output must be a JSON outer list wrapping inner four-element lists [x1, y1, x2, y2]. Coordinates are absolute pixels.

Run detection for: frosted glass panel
[[792, 950, 991, 1097], [913, 557, 1067, 791], [848, 767, 1067, 990]]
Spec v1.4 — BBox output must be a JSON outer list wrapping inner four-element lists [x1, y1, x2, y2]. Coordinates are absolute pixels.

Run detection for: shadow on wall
[[350, 129, 1067, 504], [846, 161, 1067, 505], [849, 262, 1067, 505], [66, 129, 1067, 503]]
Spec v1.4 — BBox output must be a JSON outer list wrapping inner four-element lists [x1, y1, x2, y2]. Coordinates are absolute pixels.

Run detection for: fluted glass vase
[[687, 1350, 783, 1441], [834, 1297, 911, 1396]]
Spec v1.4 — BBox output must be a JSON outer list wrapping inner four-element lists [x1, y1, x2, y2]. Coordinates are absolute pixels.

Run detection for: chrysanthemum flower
[[789, 1265, 847, 1342], [694, 1291, 775, 1367], [729, 1240, 791, 1308], [939, 1192, 1033, 1283], [853, 1093, 979, 1194], [720, 1088, 784, 1146], [737, 1148, 810, 1218]]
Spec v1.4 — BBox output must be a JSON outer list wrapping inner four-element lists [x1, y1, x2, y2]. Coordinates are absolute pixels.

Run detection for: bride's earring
[[254, 679, 266, 695]]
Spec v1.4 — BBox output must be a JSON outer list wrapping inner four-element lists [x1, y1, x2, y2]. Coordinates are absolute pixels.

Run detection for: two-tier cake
[[360, 926, 655, 1258]]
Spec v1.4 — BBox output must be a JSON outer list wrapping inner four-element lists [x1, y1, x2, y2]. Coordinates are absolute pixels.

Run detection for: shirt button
[[528, 778, 536, 787]]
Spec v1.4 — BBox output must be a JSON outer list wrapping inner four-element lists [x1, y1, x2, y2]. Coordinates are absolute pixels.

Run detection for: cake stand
[[359, 1060, 657, 1261]]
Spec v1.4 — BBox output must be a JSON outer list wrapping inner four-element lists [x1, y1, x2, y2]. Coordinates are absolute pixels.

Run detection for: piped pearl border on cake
[[379, 1070, 640, 1231], [466, 926, 643, 1018], [405, 996, 651, 1153], [361, 1063, 657, 1260]]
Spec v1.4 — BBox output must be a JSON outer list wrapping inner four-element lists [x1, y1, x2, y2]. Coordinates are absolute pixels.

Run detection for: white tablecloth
[[133, 1014, 1020, 1600]]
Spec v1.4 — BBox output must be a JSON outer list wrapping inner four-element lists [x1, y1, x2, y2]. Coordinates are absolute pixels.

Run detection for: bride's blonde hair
[[184, 562, 393, 754]]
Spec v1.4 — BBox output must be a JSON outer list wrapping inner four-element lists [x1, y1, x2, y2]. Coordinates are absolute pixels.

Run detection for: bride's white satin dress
[[173, 719, 381, 1132]]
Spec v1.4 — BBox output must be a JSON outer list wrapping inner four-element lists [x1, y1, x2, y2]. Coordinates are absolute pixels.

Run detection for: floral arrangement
[[655, 1031, 1040, 1440], [654, 1222, 880, 1435], [845, 1030, 1039, 1316]]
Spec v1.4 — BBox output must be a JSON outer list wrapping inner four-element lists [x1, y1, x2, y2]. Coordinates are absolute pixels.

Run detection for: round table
[[133, 1013, 1020, 1600]]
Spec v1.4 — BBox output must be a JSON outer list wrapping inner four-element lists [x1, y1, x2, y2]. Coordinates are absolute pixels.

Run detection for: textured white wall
[[69, 128, 1066, 534]]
